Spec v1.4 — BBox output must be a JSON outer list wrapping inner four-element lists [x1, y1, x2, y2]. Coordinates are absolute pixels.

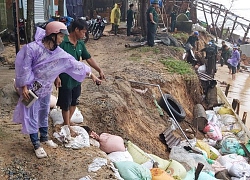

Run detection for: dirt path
[[215, 65, 250, 129]]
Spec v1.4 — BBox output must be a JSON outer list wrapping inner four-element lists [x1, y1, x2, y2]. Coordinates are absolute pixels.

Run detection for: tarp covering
[[66, 0, 84, 19]]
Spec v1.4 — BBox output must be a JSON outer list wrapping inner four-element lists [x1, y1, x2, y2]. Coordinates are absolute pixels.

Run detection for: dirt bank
[[0, 29, 206, 179]]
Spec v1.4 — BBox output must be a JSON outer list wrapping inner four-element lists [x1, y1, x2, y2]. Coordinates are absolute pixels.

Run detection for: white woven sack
[[50, 107, 84, 126]]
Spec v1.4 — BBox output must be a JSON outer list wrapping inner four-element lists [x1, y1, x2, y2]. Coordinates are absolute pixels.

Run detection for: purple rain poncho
[[227, 50, 240, 67], [13, 27, 91, 134]]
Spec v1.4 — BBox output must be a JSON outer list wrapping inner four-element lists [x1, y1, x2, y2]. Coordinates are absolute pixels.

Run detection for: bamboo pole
[[202, 4, 210, 33], [242, 24, 250, 44], [215, 5, 222, 25], [220, 10, 228, 38], [229, 16, 238, 42], [210, 6, 218, 42]]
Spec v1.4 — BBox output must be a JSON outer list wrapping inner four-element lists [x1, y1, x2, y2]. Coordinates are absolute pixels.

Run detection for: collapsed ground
[[0, 29, 215, 179]]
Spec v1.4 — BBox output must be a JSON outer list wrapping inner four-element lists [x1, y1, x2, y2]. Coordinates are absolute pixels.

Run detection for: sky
[[196, 0, 250, 36]]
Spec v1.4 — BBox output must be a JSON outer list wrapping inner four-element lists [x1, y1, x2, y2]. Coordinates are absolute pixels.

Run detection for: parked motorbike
[[92, 15, 107, 40], [18, 18, 26, 42], [80, 16, 94, 43]]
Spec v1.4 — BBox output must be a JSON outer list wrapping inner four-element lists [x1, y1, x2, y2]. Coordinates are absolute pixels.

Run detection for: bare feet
[[68, 126, 78, 137], [70, 122, 76, 126]]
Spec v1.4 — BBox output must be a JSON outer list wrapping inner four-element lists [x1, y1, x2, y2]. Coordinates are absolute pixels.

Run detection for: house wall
[[84, 0, 128, 22]]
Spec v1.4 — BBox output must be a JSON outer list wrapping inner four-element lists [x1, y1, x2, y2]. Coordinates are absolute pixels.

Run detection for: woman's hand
[[22, 86, 29, 100], [54, 77, 61, 90]]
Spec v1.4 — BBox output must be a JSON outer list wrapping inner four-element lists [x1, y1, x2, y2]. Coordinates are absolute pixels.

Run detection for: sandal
[[34, 147, 47, 158], [42, 140, 58, 148]]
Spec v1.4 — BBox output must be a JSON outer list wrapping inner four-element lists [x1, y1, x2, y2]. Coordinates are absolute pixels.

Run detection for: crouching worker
[[13, 21, 101, 158]]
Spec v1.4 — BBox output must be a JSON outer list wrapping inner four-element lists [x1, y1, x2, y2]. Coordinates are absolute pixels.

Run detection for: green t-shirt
[[146, 6, 158, 23], [59, 36, 91, 89]]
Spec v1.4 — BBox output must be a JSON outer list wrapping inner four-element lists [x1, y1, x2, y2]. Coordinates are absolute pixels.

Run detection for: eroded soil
[[0, 28, 205, 180]]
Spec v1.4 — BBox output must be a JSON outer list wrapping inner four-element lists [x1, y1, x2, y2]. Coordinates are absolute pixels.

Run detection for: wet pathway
[[215, 65, 250, 129]]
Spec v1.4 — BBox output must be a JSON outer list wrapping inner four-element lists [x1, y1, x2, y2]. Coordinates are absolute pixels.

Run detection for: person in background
[[219, 41, 226, 66], [146, 0, 159, 47], [227, 45, 240, 80], [114, 2, 122, 35], [185, 7, 190, 20], [200, 42, 217, 78], [185, 31, 199, 65], [221, 44, 232, 73], [55, 19, 105, 138], [13, 21, 101, 158], [237, 46, 242, 72], [126, 3, 134, 36], [110, 4, 116, 31], [170, 8, 177, 32]]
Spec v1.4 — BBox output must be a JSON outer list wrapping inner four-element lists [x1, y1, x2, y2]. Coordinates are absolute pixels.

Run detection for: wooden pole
[[215, 5, 222, 25], [210, 7, 218, 42], [242, 112, 247, 125], [13, 0, 20, 54], [220, 10, 228, 38], [202, 4, 210, 34], [229, 16, 238, 43], [242, 24, 250, 44], [232, 99, 240, 115], [225, 84, 230, 97]]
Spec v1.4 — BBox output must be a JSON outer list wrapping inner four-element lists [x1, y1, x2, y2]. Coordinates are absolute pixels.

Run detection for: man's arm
[[149, 13, 156, 24], [86, 58, 105, 79]]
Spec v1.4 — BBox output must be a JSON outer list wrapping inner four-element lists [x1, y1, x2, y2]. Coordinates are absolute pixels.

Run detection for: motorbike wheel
[[83, 31, 89, 43], [93, 29, 102, 40]]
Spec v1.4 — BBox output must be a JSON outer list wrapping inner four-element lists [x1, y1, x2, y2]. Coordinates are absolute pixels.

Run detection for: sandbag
[[148, 154, 170, 171], [99, 133, 125, 154], [127, 141, 150, 164], [218, 107, 234, 115], [53, 125, 90, 149], [196, 140, 211, 159], [184, 168, 219, 180], [50, 95, 57, 109], [193, 104, 208, 131], [166, 159, 187, 179], [203, 123, 222, 141], [220, 137, 241, 155], [228, 162, 250, 178], [50, 107, 84, 126], [217, 154, 247, 170], [107, 151, 133, 163], [114, 161, 152, 180], [150, 168, 174, 180]]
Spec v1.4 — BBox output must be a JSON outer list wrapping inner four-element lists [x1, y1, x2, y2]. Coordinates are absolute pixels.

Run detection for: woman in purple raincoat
[[227, 45, 240, 80], [13, 21, 101, 158]]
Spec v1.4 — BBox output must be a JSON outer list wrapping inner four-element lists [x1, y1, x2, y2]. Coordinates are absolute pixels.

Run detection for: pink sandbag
[[99, 133, 126, 153], [203, 123, 222, 141]]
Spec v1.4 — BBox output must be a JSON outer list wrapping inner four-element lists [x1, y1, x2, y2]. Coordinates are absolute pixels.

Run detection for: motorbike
[[18, 19, 26, 43], [91, 15, 107, 40], [80, 16, 95, 43]]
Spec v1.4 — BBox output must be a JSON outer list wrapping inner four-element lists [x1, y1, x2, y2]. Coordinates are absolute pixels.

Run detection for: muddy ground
[[0, 27, 228, 180]]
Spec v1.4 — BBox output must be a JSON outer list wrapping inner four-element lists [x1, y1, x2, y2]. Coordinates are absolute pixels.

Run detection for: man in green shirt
[[127, 3, 134, 36], [146, 0, 159, 47], [54, 19, 105, 137]]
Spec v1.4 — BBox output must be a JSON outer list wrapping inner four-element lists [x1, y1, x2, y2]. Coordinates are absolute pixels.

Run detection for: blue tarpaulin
[[150, 0, 162, 7], [66, 0, 84, 19]]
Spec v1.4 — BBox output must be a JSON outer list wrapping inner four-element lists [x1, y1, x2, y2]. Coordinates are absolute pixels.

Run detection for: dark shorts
[[231, 66, 237, 74], [56, 85, 81, 111]]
